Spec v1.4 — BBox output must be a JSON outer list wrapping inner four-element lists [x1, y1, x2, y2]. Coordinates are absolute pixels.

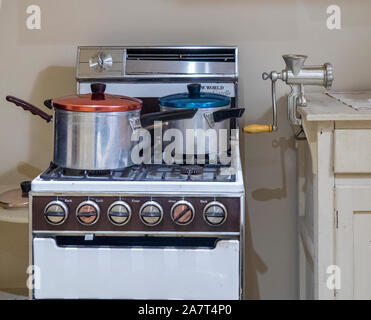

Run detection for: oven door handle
[[54, 236, 227, 249]]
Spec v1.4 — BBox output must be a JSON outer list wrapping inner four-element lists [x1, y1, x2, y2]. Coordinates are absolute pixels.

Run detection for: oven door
[[32, 236, 240, 300]]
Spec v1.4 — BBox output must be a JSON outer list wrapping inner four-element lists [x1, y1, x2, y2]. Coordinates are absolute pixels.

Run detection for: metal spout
[[282, 54, 307, 76]]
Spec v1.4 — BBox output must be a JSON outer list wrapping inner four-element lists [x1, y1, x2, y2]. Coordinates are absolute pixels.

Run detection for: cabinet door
[[336, 186, 371, 299]]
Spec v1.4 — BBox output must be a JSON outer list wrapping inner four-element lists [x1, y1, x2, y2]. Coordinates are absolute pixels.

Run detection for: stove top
[[40, 163, 236, 182], [32, 152, 244, 194]]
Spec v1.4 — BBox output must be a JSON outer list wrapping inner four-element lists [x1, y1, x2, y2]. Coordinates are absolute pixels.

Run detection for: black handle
[[44, 99, 53, 109], [6, 96, 53, 123], [20, 181, 31, 198], [140, 108, 197, 128], [212, 108, 245, 123], [187, 83, 201, 98], [91, 83, 106, 100]]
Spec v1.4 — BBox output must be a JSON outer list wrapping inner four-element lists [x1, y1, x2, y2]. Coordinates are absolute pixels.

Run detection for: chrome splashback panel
[[77, 46, 238, 80]]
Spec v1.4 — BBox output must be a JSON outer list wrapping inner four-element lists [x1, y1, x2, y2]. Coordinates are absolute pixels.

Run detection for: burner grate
[[39, 163, 235, 182]]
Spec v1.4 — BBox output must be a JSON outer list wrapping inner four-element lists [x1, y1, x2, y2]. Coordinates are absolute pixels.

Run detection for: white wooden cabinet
[[297, 93, 371, 300]]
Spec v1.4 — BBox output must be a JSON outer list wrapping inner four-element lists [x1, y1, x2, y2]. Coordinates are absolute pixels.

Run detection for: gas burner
[[180, 165, 203, 176], [39, 162, 235, 182]]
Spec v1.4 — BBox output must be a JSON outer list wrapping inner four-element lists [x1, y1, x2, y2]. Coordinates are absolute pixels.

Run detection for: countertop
[[298, 92, 371, 122], [0, 185, 28, 224]]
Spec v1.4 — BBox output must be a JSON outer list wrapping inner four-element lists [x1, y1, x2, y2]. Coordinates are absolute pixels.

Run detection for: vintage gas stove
[[30, 46, 245, 300]]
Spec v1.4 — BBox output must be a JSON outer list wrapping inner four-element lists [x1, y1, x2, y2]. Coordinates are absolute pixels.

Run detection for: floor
[[0, 290, 27, 300]]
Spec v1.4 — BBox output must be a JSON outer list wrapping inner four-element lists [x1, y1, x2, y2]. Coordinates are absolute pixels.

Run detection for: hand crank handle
[[244, 71, 279, 134], [243, 124, 273, 133]]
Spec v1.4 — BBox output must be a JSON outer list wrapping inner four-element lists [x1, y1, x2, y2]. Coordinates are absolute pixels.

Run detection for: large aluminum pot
[[6, 83, 197, 170], [53, 109, 140, 170], [159, 84, 244, 156]]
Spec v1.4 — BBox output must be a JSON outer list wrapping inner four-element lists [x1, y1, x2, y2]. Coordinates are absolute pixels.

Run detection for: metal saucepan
[[159, 83, 245, 156], [6, 83, 197, 170]]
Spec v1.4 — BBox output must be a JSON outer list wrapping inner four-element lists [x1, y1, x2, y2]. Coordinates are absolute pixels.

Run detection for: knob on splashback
[[89, 52, 113, 72]]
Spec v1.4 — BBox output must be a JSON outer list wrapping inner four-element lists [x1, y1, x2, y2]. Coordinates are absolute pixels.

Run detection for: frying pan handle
[[212, 108, 245, 123], [6, 96, 53, 123], [140, 108, 197, 128]]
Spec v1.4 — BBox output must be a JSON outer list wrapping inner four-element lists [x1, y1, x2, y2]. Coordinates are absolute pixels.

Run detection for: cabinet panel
[[336, 186, 371, 299], [335, 130, 371, 173], [354, 214, 371, 299]]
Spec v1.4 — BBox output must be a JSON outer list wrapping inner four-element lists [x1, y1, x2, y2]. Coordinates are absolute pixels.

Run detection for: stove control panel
[[33, 196, 241, 233]]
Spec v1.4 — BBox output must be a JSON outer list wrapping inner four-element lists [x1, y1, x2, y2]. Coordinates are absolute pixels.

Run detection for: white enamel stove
[[30, 46, 245, 300]]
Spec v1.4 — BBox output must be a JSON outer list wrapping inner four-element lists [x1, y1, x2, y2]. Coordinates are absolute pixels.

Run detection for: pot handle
[[6, 96, 53, 123], [20, 181, 32, 198], [44, 99, 53, 109], [140, 108, 198, 128], [211, 108, 245, 123]]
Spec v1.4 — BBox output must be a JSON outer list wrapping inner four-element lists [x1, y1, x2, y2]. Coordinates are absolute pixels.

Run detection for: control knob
[[203, 201, 227, 226], [89, 52, 113, 72], [108, 201, 131, 226], [139, 201, 163, 226], [171, 201, 195, 225], [44, 200, 68, 225], [76, 200, 100, 226]]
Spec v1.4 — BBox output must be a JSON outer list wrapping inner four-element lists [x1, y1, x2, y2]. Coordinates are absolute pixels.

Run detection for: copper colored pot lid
[[52, 83, 142, 112]]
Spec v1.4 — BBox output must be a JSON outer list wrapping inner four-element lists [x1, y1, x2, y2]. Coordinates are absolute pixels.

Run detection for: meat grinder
[[244, 54, 334, 133]]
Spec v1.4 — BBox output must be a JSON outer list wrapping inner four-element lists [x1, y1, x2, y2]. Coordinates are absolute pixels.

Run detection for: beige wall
[[0, 0, 370, 299]]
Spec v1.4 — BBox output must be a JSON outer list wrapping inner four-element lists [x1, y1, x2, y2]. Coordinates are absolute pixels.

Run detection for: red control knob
[[76, 201, 100, 226], [171, 201, 195, 225]]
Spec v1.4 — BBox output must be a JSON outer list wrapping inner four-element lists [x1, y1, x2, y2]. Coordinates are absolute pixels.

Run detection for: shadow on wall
[[246, 96, 296, 202], [243, 205, 268, 299], [240, 95, 296, 299], [0, 162, 41, 184], [28, 66, 76, 172], [0, 222, 28, 295], [0, 66, 75, 294], [251, 135, 295, 201], [0, 66, 75, 184], [240, 136, 269, 299]]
